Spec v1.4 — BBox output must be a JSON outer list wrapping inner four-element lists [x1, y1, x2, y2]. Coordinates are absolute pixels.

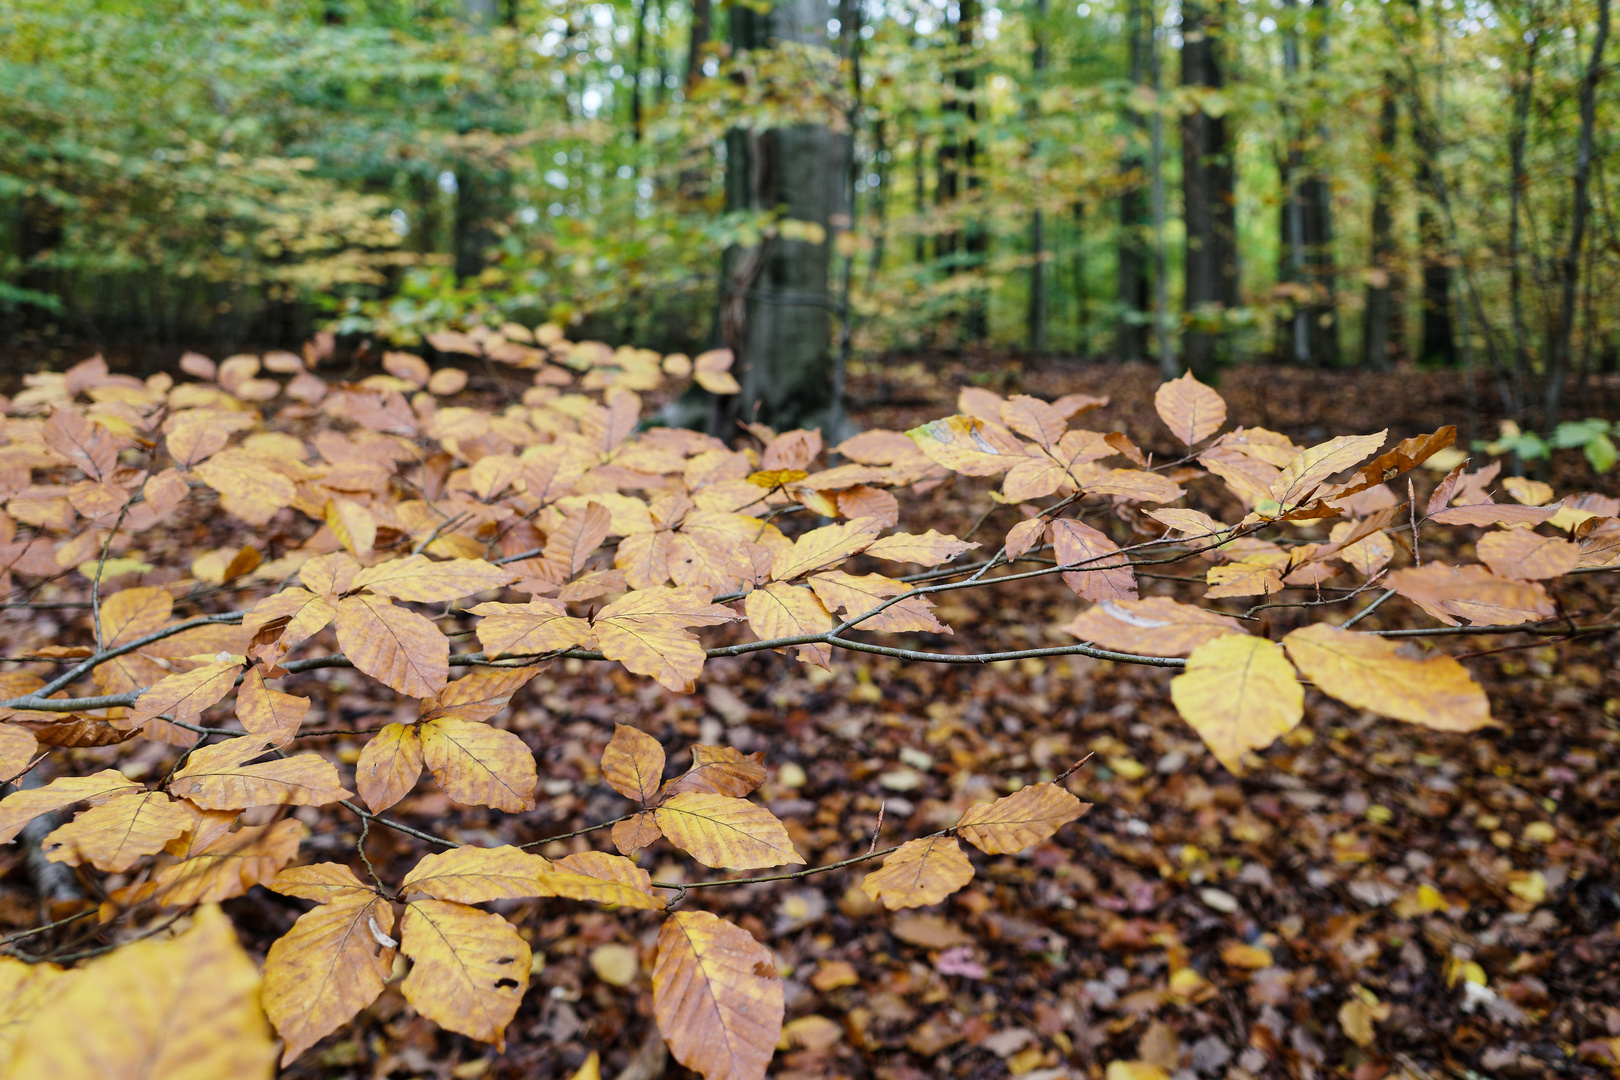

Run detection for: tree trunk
[[1116, 0, 1152, 363], [1415, 159, 1455, 365], [1028, 0, 1049, 355], [685, 0, 711, 89], [1544, 0, 1608, 431], [1361, 87, 1399, 370], [1179, 0, 1236, 377], [717, 0, 848, 434], [959, 0, 987, 342]]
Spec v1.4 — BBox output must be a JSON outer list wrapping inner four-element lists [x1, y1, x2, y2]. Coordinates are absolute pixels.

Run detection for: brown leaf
[[1426, 503, 1559, 527], [771, 517, 884, 581], [356, 722, 424, 813], [1060, 598, 1244, 656], [1153, 371, 1227, 446], [235, 667, 309, 743], [39, 790, 192, 872], [470, 597, 595, 659], [653, 911, 784, 1080], [419, 717, 537, 812], [401, 845, 553, 902], [612, 812, 663, 858], [602, 723, 666, 803], [170, 736, 351, 810], [418, 668, 540, 723], [350, 554, 517, 603], [0, 769, 141, 843], [127, 660, 240, 728], [1474, 529, 1579, 581], [653, 792, 804, 869], [956, 783, 1092, 854], [861, 835, 975, 909], [1385, 562, 1556, 626], [656, 745, 768, 801], [744, 582, 833, 667], [542, 851, 667, 910], [1053, 520, 1137, 602], [864, 530, 978, 566], [335, 594, 448, 698], [543, 501, 613, 577]]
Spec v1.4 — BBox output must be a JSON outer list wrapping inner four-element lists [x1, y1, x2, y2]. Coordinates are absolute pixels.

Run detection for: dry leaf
[[653, 792, 804, 869], [401, 845, 553, 902], [355, 722, 424, 813], [1385, 562, 1556, 626], [1053, 519, 1137, 602], [1271, 431, 1387, 508], [907, 415, 1027, 476], [350, 554, 517, 603], [861, 835, 975, 909], [39, 790, 191, 872], [1282, 623, 1491, 732], [653, 911, 784, 1080], [399, 900, 530, 1048], [419, 718, 537, 812], [1059, 598, 1244, 657], [470, 598, 595, 658], [153, 818, 304, 905], [171, 737, 351, 809], [1474, 529, 1579, 580], [0, 769, 141, 843], [602, 724, 666, 803], [1154, 371, 1227, 445], [956, 782, 1092, 854], [744, 582, 833, 667], [335, 594, 449, 698], [1170, 635, 1303, 773]]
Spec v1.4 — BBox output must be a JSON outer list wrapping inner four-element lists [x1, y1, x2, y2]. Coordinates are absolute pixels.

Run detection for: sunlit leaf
[[653, 792, 804, 869]]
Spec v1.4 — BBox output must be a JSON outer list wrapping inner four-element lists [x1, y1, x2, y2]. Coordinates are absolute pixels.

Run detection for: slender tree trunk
[[1544, 0, 1608, 431], [959, 0, 987, 341], [1116, 0, 1152, 363], [1179, 0, 1236, 377], [1027, 0, 1048, 355], [1151, 15, 1175, 377], [631, 0, 647, 141], [1301, 0, 1338, 365], [1278, 3, 1310, 364], [717, 0, 848, 433], [913, 113, 928, 266], [1415, 160, 1455, 365], [685, 0, 711, 89], [868, 117, 889, 287], [1507, 18, 1538, 405], [1362, 87, 1399, 369]]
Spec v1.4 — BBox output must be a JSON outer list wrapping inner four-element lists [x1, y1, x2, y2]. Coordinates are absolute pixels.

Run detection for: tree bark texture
[[1179, 0, 1237, 377], [1116, 0, 1152, 363], [1361, 87, 1400, 370]]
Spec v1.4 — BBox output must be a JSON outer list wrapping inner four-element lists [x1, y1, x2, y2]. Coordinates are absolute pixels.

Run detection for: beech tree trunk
[[1179, 0, 1237, 377], [717, 0, 848, 434], [1116, 0, 1152, 363], [1361, 87, 1400, 370]]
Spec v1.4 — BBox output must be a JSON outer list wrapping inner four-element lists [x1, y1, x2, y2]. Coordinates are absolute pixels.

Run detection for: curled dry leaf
[[1170, 635, 1303, 773], [40, 790, 192, 872], [1060, 598, 1245, 657], [653, 911, 784, 1080], [861, 835, 975, 909], [0, 769, 140, 844], [1282, 623, 1491, 732], [956, 782, 1093, 854]]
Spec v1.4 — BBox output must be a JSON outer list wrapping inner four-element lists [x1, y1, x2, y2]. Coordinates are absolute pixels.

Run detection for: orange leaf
[[1059, 598, 1244, 657], [602, 723, 666, 803], [653, 911, 784, 1080], [355, 723, 424, 813], [861, 835, 975, 909], [419, 718, 537, 812], [956, 783, 1092, 854], [335, 594, 448, 698], [1153, 371, 1227, 446], [653, 792, 804, 869]]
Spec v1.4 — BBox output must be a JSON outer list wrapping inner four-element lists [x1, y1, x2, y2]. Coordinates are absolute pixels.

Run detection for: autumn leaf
[[401, 845, 553, 903], [335, 593, 449, 698], [192, 447, 297, 525], [418, 668, 540, 723], [99, 585, 173, 647], [602, 723, 666, 803], [171, 736, 351, 809], [399, 900, 530, 1047], [299, 551, 361, 595], [543, 501, 613, 577], [351, 553, 517, 603], [470, 597, 595, 658], [908, 415, 1027, 476], [1425, 502, 1559, 527], [1086, 468, 1185, 504], [127, 660, 240, 727], [612, 812, 663, 858], [653, 791, 804, 869], [1052, 519, 1137, 602], [771, 517, 884, 581], [999, 394, 1068, 447], [864, 530, 978, 566], [808, 571, 948, 634], [152, 818, 304, 905], [545, 850, 667, 910], [241, 587, 338, 657], [1205, 557, 1286, 598], [263, 866, 395, 1064], [356, 722, 424, 813], [1271, 431, 1387, 508], [744, 582, 833, 666], [861, 835, 975, 909], [955, 782, 1093, 854], [593, 587, 740, 693], [0, 724, 35, 778], [1170, 635, 1304, 773], [39, 790, 192, 872], [1154, 371, 1227, 446], [235, 667, 309, 743], [653, 911, 784, 1080], [656, 745, 768, 800], [0, 769, 140, 844], [1385, 562, 1556, 626], [1474, 528, 1580, 581], [419, 717, 537, 812], [1281, 623, 1492, 732], [2, 905, 274, 1079], [1059, 598, 1245, 657]]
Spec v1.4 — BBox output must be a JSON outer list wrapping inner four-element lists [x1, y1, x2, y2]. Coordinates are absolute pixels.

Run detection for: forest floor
[[5, 352, 1620, 1080]]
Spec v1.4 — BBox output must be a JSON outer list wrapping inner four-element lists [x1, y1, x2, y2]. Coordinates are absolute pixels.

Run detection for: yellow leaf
[[241, 587, 337, 657], [419, 668, 540, 724], [1205, 558, 1285, 598], [171, 736, 351, 810], [299, 551, 360, 595], [1220, 943, 1274, 969], [0, 769, 140, 843], [192, 447, 297, 525], [0, 957, 66, 1072], [1338, 998, 1379, 1047], [2, 905, 274, 1079], [744, 582, 833, 667], [771, 517, 884, 581], [863, 530, 978, 566], [860, 835, 975, 909], [39, 790, 192, 872], [269, 861, 380, 902], [1154, 371, 1227, 446], [1501, 476, 1553, 506], [263, 868, 394, 1064], [152, 818, 303, 905], [1507, 869, 1547, 905], [470, 598, 595, 659], [1059, 598, 1245, 657], [400, 899, 530, 1048], [324, 497, 376, 559], [590, 944, 640, 987], [908, 415, 1027, 476], [542, 501, 613, 577], [419, 718, 537, 812], [808, 571, 948, 634], [1281, 623, 1492, 732], [593, 587, 740, 693], [1271, 431, 1387, 508], [568, 1052, 602, 1080], [335, 594, 448, 698], [0, 724, 37, 779], [653, 911, 784, 1080], [1170, 635, 1303, 773], [99, 586, 173, 647], [1106, 1062, 1170, 1080], [127, 660, 240, 727], [657, 744, 768, 800], [401, 845, 553, 903], [350, 553, 517, 604], [355, 723, 423, 812], [235, 667, 309, 743], [1475, 528, 1579, 581], [601, 723, 666, 803], [956, 782, 1092, 854], [653, 792, 805, 869], [544, 851, 667, 910]]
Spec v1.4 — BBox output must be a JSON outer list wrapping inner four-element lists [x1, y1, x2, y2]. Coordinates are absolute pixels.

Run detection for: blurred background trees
[[1, 0, 1614, 428]]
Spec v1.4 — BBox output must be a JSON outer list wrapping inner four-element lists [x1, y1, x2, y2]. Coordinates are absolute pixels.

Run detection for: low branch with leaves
[[0, 344, 1615, 1078]]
